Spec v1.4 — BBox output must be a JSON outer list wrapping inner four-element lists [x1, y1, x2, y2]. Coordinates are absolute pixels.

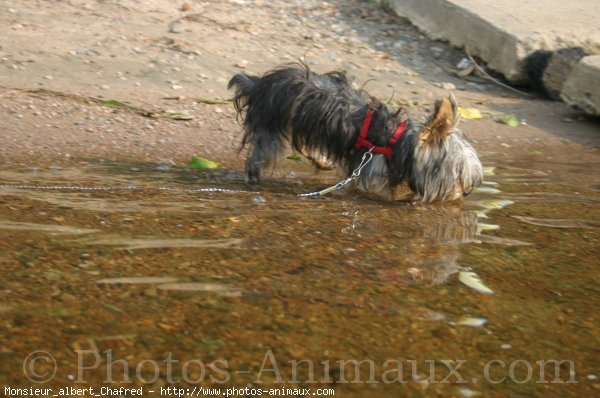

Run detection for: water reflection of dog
[[342, 203, 479, 285], [406, 206, 478, 285]]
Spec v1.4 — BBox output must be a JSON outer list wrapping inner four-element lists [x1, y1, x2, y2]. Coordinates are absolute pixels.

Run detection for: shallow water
[[0, 159, 598, 397]]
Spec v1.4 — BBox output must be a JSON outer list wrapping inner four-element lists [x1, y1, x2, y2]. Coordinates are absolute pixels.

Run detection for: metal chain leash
[[298, 148, 374, 197], [0, 184, 255, 195], [0, 150, 374, 198], [0, 184, 141, 191]]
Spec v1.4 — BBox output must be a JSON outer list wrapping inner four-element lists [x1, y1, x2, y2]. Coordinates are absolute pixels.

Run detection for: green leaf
[[500, 114, 520, 127], [530, 150, 543, 155], [103, 99, 126, 108], [189, 156, 218, 170], [286, 153, 304, 161]]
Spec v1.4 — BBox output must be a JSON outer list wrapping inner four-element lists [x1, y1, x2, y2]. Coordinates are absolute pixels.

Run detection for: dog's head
[[391, 95, 483, 202]]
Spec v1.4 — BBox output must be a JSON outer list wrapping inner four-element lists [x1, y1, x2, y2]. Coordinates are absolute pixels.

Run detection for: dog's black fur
[[228, 63, 483, 202]]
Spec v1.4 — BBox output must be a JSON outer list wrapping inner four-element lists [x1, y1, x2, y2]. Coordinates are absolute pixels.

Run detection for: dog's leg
[[244, 128, 285, 184]]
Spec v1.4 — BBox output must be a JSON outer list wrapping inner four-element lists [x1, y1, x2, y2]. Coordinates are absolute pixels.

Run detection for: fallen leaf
[[189, 155, 218, 169], [458, 271, 494, 294], [478, 199, 514, 210], [476, 222, 500, 235], [473, 186, 501, 194], [499, 114, 520, 127], [286, 153, 304, 161], [102, 99, 126, 108], [458, 107, 483, 119]]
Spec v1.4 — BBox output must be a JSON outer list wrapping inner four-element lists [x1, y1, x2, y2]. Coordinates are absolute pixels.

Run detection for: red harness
[[353, 104, 407, 160]]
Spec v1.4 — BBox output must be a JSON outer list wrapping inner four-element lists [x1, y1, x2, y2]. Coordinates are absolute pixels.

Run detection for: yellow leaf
[[458, 107, 483, 119]]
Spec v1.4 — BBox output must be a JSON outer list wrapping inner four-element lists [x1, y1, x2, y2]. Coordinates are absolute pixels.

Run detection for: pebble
[[74, 119, 86, 126], [441, 82, 456, 90], [458, 387, 480, 398], [44, 75, 53, 80], [500, 343, 512, 350], [456, 58, 471, 69], [170, 25, 183, 34], [457, 317, 487, 327], [405, 80, 416, 85], [100, 84, 110, 90], [171, 84, 182, 90], [235, 60, 249, 68]]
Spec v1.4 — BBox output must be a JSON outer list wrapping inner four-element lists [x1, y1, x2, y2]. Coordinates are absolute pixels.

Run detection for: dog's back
[[227, 64, 368, 173]]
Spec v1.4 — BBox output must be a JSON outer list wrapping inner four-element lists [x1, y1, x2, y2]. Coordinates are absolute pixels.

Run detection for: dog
[[228, 63, 483, 202]]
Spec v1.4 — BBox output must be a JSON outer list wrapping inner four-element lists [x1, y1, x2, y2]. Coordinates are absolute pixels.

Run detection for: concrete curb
[[389, 0, 600, 114], [390, 0, 523, 82], [562, 55, 600, 116]]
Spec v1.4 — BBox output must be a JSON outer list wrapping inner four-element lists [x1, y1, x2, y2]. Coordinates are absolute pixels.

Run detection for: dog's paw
[[309, 155, 335, 171]]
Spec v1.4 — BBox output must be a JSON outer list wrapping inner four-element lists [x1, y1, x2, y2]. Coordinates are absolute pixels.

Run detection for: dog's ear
[[420, 94, 461, 144]]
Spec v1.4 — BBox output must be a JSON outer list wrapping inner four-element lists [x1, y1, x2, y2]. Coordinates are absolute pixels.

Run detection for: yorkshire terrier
[[228, 63, 483, 202]]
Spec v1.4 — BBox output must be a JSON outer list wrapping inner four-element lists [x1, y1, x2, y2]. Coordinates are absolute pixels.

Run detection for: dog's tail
[[228, 73, 259, 119]]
